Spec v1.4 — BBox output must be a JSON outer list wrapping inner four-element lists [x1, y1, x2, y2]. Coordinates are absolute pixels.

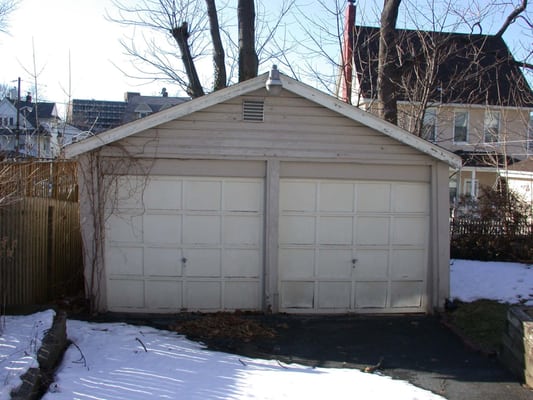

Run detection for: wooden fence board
[[0, 161, 82, 307]]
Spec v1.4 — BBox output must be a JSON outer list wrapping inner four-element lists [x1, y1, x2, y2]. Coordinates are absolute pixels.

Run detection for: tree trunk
[[377, 0, 401, 124], [206, 0, 227, 91], [171, 22, 205, 98], [238, 0, 258, 82]]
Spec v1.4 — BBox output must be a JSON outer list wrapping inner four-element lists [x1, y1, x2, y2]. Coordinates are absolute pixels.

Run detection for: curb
[[10, 311, 69, 400]]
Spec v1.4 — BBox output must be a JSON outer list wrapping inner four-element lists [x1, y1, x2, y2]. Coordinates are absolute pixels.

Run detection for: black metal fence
[[450, 217, 533, 262]]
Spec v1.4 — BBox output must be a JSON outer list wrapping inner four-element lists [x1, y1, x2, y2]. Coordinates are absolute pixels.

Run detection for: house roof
[[8, 99, 59, 127], [65, 70, 462, 169], [507, 157, 533, 172], [122, 95, 189, 124], [353, 26, 533, 108], [454, 150, 521, 168]]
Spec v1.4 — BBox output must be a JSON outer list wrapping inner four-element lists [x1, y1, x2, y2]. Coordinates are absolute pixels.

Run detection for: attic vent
[[243, 100, 264, 122]]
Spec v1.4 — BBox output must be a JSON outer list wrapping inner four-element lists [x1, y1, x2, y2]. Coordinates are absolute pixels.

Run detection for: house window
[[454, 111, 468, 143], [463, 179, 479, 198], [422, 108, 437, 141], [527, 111, 533, 150], [484, 110, 500, 143]]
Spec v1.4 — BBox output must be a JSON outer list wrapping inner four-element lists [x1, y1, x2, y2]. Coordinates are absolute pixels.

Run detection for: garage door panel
[[144, 247, 181, 276], [107, 246, 143, 275], [391, 282, 423, 308], [186, 249, 221, 277], [144, 214, 181, 244], [224, 181, 262, 211], [184, 180, 221, 211], [393, 184, 428, 213], [279, 179, 428, 314], [357, 183, 390, 212], [356, 217, 389, 245], [355, 282, 387, 308], [108, 279, 144, 308], [318, 282, 351, 308], [280, 282, 314, 309], [112, 176, 145, 210], [392, 217, 428, 245], [144, 178, 181, 210], [222, 250, 260, 277], [355, 250, 389, 280], [279, 249, 314, 279], [106, 214, 143, 243], [318, 217, 353, 244], [224, 282, 260, 309], [106, 176, 263, 313], [391, 249, 426, 280], [317, 249, 352, 278], [280, 181, 316, 211], [224, 216, 261, 245], [186, 281, 221, 309], [319, 183, 354, 212], [145, 281, 182, 310], [183, 215, 221, 244], [279, 216, 315, 244]]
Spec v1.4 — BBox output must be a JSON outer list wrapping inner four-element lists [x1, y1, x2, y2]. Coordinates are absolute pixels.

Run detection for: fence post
[[46, 205, 54, 300]]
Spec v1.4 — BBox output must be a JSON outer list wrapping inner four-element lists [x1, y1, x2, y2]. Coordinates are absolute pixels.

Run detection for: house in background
[[69, 89, 189, 133], [0, 93, 64, 159], [339, 2, 533, 211], [66, 68, 461, 315]]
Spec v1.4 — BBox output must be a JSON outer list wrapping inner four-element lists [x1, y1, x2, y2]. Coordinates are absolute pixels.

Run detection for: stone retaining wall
[[10, 311, 69, 400], [500, 306, 533, 388]]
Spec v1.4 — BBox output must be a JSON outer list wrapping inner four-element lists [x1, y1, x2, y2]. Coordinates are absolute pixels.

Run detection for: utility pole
[[15, 77, 20, 156]]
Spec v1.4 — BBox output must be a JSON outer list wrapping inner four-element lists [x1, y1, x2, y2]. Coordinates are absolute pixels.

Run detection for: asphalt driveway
[[96, 313, 533, 400]]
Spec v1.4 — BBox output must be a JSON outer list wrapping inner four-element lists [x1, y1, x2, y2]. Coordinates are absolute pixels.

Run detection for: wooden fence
[[0, 161, 83, 307]]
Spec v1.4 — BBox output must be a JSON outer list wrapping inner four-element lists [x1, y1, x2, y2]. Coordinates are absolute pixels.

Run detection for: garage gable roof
[[65, 70, 462, 168]]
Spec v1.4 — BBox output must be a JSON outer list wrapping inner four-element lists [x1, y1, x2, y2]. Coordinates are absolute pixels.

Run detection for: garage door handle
[[182, 257, 188, 264], [352, 259, 357, 266]]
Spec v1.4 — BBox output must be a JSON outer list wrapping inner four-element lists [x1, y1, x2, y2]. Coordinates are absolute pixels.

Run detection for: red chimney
[[341, 0, 356, 103]]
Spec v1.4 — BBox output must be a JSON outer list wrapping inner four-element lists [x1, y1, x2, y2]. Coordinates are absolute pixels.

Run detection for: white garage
[[68, 68, 461, 314]]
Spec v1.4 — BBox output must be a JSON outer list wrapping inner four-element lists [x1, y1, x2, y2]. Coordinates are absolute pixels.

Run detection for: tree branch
[[495, 0, 527, 37]]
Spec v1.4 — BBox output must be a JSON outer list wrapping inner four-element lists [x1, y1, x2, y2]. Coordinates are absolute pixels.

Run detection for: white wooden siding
[[101, 90, 432, 164]]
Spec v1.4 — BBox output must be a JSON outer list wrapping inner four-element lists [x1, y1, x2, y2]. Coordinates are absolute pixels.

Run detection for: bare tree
[[0, 0, 18, 34], [238, 0, 258, 82], [108, 0, 292, 97], [206, 0, 227, 91], [377, 0, 401, 124]]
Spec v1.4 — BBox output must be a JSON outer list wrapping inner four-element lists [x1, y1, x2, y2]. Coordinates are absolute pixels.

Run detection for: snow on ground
[[1, 260, 532, 399], [0, 310, 55, 399], [450, 259, 533, 305], [41, 320, 445, 400]]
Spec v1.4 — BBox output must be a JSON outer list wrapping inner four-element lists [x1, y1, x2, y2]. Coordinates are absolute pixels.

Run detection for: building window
[[454, 111, 468, 143], [527, 111, 533, 150], [484, 110, 500, 143], [422, 108, 437, 141], [463, 179, 479, 198]]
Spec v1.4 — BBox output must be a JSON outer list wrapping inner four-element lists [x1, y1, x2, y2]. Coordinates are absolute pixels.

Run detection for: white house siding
[[78, 87, 452, 314]]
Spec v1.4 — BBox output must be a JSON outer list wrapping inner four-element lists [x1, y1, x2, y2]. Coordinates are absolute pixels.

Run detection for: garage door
[[279, 179, 429, 313], [105, 176, 263, 312]]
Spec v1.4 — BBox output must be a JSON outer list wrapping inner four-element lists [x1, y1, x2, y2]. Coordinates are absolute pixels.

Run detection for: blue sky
[[0, 0, 530, 117]]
